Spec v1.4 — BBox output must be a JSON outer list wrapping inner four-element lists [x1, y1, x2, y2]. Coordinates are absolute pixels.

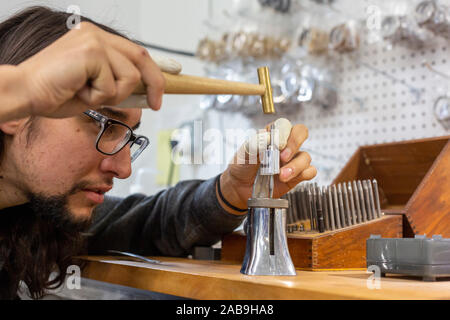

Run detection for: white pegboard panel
[[299, 20, 449, 183], [196, 0, 450, 186]]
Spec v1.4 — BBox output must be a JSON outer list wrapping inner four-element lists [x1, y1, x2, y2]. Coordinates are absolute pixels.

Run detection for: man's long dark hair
[[0, 6, 130, 299], [0, 196, 90, 299]]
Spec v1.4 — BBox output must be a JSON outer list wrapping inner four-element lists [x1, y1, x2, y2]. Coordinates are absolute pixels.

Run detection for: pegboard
[[195, 0, 450, 187]]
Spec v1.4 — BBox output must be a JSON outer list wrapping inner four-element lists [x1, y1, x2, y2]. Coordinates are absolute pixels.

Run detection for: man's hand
[[16, 21, 166, 119], [217, 118, 317, 215]]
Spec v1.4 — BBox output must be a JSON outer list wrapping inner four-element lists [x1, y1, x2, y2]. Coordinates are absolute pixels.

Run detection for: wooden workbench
[[80, 256, 450, 300]]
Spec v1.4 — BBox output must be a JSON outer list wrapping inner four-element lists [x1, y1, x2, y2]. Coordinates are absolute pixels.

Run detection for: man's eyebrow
[[98, 107, 129, 122], [132, 122, 141, 130], [98, 107, 140, 130]]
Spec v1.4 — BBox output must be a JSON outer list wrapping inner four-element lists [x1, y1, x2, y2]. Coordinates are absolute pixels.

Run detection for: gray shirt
[[87, 175, 246, 256]]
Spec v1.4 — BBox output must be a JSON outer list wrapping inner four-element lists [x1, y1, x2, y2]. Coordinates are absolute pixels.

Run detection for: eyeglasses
[[83, 109, 149, 162]]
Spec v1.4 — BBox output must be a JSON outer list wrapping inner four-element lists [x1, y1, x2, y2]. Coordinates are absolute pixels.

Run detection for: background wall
[[1, 0, 449, 198]]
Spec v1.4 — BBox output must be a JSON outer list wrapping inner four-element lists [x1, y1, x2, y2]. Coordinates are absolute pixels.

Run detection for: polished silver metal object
[[317, 187, 325, 232], [372, 179, 382, 218], [347, 182, 357, 225], [241, 125, 296, 276], [241, 198, 296, 276], [311, 185, 318, 230], [434, 96, 450, 130], [322, 186, 330, 231], [332, 184, 342, 229], [352, 180, 362, 224], [296, 186, 305, 221], [367, 180, 377, 220], [300, 185, 308, 222], [357, 180, 367, 222], [415, 0, 450, 38], [381, 15, 428, 49], [327, 186, 336, 230], [337, 183, 346, 227], [362, 180, 373, 220], [308, 187, 315, 230], [107, 250, 162, 265], [342, 183, 352, 226]]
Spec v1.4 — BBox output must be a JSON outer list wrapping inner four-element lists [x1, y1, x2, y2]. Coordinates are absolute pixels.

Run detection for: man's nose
[[99, 145, 132, 179]]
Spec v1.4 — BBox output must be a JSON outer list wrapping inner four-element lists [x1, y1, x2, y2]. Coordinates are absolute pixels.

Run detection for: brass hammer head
[[257, 66, 275, 114]]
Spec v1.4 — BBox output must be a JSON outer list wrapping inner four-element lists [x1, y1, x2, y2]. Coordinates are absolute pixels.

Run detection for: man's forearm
[[88, 176, 246, 256], [0, 65, 30, 123], [216, 172, 249, 216]]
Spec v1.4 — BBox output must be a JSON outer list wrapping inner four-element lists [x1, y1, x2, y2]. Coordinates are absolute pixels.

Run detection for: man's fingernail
[[281, 167, 293, 179], [281, 148, 291, 160]]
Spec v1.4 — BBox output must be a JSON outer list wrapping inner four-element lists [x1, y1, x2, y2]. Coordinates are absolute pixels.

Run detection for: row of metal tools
[[282, 179, 383, 233]]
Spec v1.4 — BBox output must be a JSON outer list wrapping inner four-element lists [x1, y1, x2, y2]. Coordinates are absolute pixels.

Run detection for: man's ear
[[0, 118, 28, 135]]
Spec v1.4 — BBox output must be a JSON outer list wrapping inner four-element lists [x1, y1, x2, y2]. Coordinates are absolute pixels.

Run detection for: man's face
[[5, 107, 142, 221]]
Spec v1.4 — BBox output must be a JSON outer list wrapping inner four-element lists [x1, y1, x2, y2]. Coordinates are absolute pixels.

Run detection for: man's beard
[[27, 184, 94, 230], [0, 188, 93, 299]]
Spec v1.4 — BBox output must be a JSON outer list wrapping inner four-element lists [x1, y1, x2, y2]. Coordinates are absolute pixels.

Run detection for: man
[[0, 7, 316, 299]]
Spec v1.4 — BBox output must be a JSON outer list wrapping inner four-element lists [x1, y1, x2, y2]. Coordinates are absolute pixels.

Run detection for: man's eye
[[104, 126, 114, 136], [102, 125, 125, 140]]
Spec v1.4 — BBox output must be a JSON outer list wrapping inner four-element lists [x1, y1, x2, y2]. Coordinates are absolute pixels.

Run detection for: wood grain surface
[[133, 72, 266, 95], [405, 140, 450, 237], [80, 256, 450, 300]]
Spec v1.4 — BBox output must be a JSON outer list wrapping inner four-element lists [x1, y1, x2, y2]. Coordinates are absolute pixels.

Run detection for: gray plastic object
[[366, 234, 450, 281]]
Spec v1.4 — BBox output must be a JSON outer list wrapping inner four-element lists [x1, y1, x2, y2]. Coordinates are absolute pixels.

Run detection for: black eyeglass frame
[[83, 109, 149, 162]]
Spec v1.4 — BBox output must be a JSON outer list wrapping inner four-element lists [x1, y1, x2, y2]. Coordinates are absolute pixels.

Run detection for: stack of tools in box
[[283, 179, 383, 234]]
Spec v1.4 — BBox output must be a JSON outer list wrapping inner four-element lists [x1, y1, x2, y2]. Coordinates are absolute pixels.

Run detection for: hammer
[[131, 66, 275, 114]]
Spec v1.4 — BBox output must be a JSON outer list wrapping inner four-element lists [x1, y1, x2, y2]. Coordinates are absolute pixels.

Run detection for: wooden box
[[221, 136, 450, 270], [333, 135, 450, 237]]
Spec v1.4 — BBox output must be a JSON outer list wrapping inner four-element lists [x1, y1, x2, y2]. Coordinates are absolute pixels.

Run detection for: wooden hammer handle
[[133, 72, 266, 96]]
